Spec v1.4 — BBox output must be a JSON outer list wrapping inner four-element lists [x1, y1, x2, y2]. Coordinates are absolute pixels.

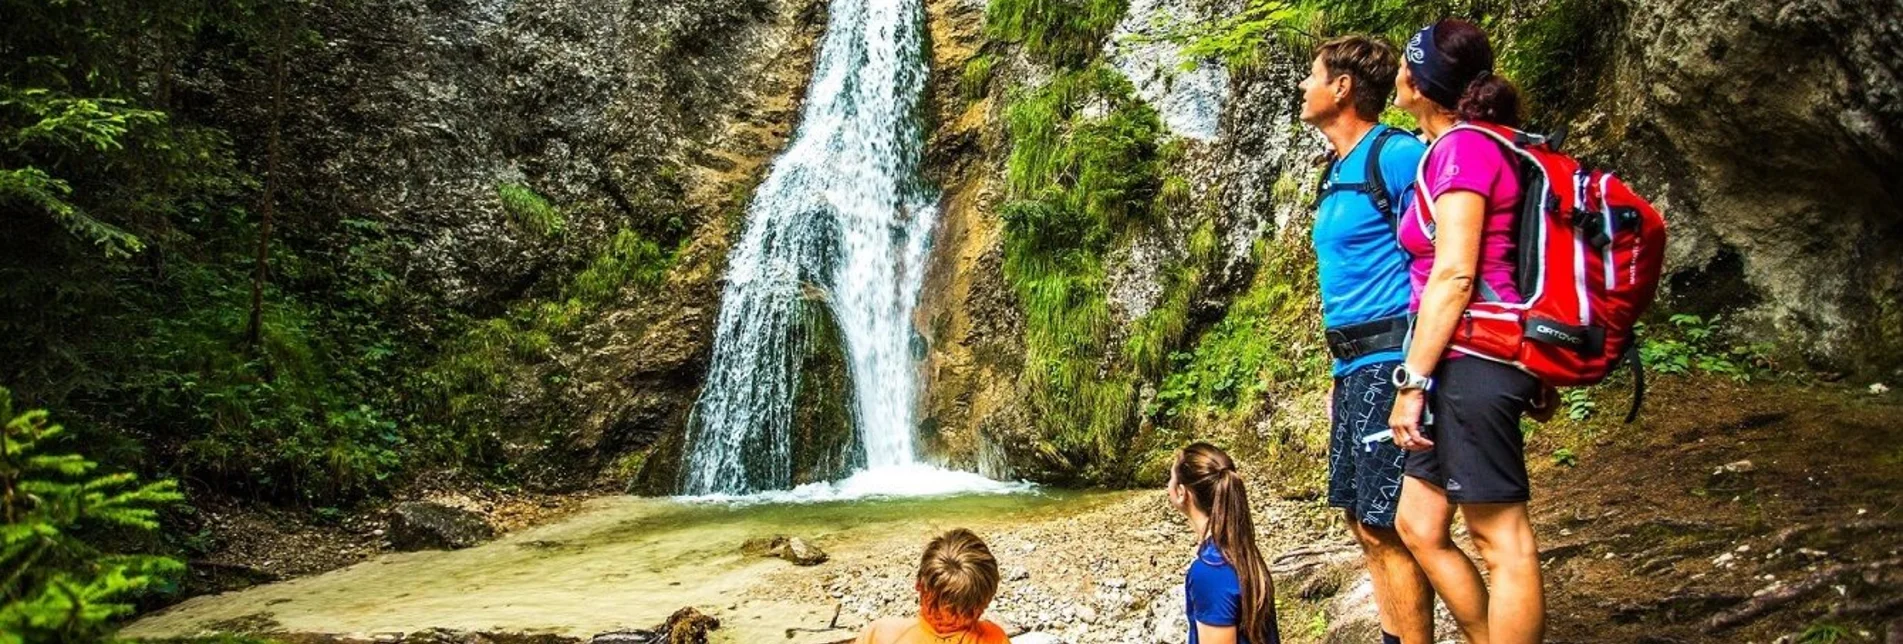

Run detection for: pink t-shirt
[[1398, 127, 1523, 309]]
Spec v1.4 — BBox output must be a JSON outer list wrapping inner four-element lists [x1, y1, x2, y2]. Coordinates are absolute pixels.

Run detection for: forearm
[[1404, 272, 1473, 376]]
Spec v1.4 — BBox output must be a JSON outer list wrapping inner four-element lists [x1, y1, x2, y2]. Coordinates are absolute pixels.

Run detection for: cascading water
[[680, 0, 1018, 499]]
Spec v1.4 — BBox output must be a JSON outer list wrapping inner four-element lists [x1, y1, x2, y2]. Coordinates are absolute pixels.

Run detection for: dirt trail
[[126, 378, 1903, 643]]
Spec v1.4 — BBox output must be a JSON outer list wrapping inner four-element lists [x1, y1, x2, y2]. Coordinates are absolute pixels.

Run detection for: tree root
[[1708, 557, 1901, 631]]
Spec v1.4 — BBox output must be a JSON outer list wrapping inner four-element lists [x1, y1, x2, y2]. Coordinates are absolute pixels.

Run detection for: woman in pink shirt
[[1385, 19, 1552, 644]]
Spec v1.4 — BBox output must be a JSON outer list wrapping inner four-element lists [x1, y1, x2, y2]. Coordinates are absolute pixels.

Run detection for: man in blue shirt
[[1299, 35, 1433, 644]]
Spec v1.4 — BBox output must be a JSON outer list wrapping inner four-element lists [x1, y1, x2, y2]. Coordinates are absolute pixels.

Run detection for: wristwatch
[[1391, 364, 1434, 392]]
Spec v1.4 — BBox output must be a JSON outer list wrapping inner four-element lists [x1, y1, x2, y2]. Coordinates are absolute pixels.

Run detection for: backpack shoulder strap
[[1311, 155, 1339, 210], [1362, 127, 1409, 226], [1313, 126, 1409, 220]]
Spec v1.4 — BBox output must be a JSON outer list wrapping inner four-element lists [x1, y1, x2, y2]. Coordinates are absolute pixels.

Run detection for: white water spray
[[680, 0, 1012, 498]]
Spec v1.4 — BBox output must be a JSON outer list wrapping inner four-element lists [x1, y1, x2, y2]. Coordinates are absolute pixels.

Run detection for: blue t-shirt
[[1186, 541, 1279, 644], [1311, 124, 1427, 376]]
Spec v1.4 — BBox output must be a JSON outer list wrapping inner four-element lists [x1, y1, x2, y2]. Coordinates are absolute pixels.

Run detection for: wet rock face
[[173, 0, 827, 491], [1573, 0, 1903, 372], [220, 0, 811, 307], [791, 298, 867, 485], [388, 502, 496, 551]]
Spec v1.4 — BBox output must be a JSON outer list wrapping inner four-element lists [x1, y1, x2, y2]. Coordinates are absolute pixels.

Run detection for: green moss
[[571, 229, 670, 304], [419, 228, 676, 463], [960, 53, 996, 100], [497, 182, 564, 237], [985, 0, 1129, 67]]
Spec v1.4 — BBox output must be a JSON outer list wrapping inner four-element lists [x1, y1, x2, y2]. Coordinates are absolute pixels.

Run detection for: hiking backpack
[[1410, 122, 1668, 421]]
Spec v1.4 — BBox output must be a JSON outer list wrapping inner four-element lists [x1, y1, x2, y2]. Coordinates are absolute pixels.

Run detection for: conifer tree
[[0, 387, 184, 643]]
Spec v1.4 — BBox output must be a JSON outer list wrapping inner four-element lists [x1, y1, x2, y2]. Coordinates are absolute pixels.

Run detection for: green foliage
[[1141, 0, 1506, 70], [986, 0, 1130, 66], [497, 183, 564, 237], [572, 229, 670, 304], [960, 53, 997, 100], [0, 88, 163, 258], [1125, 231, 1209, 378], [1639, 314, 1776, 381], [1496, 0, 1619, 126], [1551, 446, 1578, 467], [1, 389, 185, 643], [1377, 105, 1419, 133], [999, 64, 1166, 478], [1562, 387, 1596, 421], [1141, 0, 1610, 125], [1132, 0, 1309, 70], [419, 228, 675, 462], [1797, 621, 1851, 644], [1150, 243, 1326, 418]]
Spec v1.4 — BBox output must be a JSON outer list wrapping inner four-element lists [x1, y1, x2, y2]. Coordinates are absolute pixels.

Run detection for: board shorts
[[1327, 360, 1408, 528]]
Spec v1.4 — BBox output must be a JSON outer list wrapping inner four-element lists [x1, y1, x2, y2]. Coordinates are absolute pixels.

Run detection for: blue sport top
[[1311, 124, 1427, 376], [1186, 541, 1280, 644]]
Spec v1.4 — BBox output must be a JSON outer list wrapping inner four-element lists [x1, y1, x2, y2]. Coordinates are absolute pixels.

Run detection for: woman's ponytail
[[1458, 72, 1524, 128]]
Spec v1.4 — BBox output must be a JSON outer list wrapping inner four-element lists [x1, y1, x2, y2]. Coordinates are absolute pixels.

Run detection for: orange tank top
[[852, 616, 1010, 644]]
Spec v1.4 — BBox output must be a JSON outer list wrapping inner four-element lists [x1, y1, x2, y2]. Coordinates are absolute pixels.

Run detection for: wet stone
[[388, 502, 495, 552]]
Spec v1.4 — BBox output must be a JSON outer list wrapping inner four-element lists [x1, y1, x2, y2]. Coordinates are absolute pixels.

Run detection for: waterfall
[[679, 0, 942, 496]]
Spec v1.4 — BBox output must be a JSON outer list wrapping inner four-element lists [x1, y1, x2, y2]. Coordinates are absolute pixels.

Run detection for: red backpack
[[1410, 122, 1667, 421]]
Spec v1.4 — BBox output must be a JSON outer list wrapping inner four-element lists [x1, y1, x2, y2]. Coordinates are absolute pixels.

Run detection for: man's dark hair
[[1316, 35, 1400, 121]]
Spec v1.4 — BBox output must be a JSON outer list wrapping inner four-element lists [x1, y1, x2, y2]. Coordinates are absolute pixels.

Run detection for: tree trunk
[[245, 9, 289, 364]]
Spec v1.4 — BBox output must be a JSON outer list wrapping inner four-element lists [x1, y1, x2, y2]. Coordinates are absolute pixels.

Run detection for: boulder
[[587, 607, 719, 644], [740, 535, 829, 566], [388, 501, 496, 551], [662, 607, 720, 644], [778, 537, 829, 566]]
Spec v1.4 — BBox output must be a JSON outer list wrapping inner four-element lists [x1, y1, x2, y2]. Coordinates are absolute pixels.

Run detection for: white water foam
[[677, 464, 1037, 506]]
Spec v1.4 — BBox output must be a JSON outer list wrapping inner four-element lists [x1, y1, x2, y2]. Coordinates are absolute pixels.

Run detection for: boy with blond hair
[[854, 528, 1010, 644]]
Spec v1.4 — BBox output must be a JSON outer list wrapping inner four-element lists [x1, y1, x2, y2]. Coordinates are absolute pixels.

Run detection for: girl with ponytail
[[1388, 18, 1551, 644], [1168, 442, 1280, 644]]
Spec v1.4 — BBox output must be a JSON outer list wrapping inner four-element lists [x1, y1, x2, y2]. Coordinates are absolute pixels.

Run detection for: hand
[[1389, 388, 1435, 451], [1528, 385, 1560, 423]]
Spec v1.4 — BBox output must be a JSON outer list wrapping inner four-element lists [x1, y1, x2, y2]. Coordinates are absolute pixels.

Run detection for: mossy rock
[[789, 294, 864, 484]]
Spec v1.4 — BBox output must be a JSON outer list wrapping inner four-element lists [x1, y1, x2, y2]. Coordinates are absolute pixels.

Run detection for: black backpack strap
[[1314, 127, 1410, 220], [1362, 127, 1409, 227], [1312, 156, 1339, 211], [1622, 340, 1646, 423]]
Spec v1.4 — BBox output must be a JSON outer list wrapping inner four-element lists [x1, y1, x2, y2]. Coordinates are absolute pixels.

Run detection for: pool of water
[[124, 488, 1112, 641]]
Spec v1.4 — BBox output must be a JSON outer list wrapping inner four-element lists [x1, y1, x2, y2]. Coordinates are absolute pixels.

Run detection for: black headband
[[1405, 23, 1485, 110]]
